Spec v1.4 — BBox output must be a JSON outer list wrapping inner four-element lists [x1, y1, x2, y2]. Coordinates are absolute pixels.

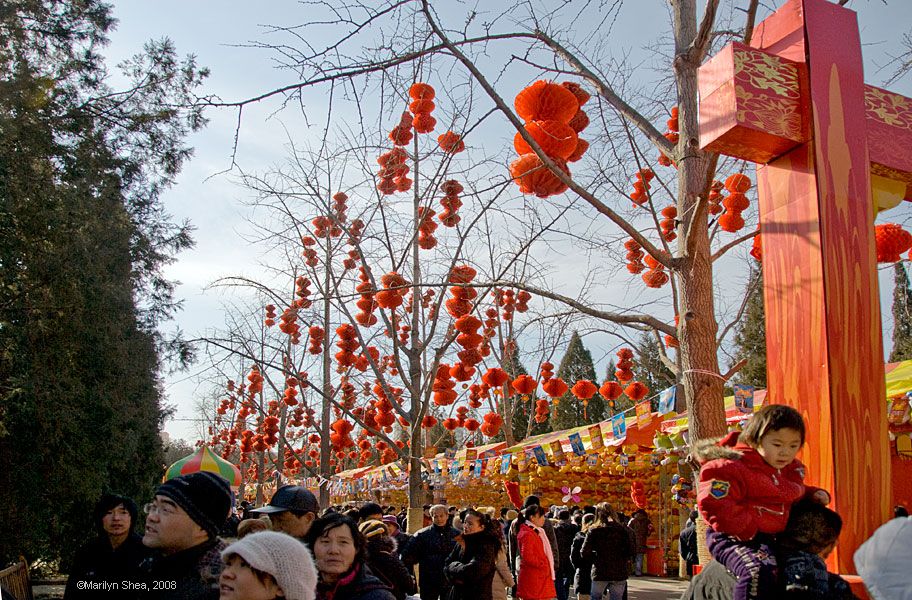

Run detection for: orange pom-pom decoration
[[571, 379, 598, 400], [413, 113, 436, 134], [567, 138, 589, 162], [875, 223, 912, 263], [409, 82, 435, 100], [509, 153, 569, 198], [624, 381, 649, 401], [750, 231, 762, 262], [561, 81, 591, 106], [512, 374, 537, 396], [542, 377, 569, 398], [642, 269, 669, 288], [717, 212, 745, 233], [599, 380, 623, 400], [725, 173, 752, 193], [567, 109, 590, 133], [514, 80, 580, 124], [438, 131, 465, 153], [482, 367, 510, 388], [513, 120, 579, 159]]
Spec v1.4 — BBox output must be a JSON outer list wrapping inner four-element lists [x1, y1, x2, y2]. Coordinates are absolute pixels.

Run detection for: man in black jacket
[[402, 504, 458, 600], [554, 509, 580, 600], [139, 472, 231, 600]]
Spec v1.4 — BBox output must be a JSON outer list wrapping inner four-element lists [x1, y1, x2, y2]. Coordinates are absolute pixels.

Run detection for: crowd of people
[[51, 406, 910, 600]]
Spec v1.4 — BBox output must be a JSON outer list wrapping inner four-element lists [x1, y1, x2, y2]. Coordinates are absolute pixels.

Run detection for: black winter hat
[[156, 472, 231, 537]]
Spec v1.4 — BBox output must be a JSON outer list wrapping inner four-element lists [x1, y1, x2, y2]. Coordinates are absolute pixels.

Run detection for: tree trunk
[[320, 239, 333, 508]]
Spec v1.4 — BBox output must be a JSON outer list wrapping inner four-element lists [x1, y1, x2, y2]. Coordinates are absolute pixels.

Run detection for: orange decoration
[[437, 131, 465, 153], [599, 380, 623, 400], [542, 377, 569, 398], [875, 223, 912, 263], [514, 80, 580, 124], [408, 82, 435, 100], [482, 368, 509, 388], [413, 113, 436, 134], [571, 379, 598, 400], [512, 374, 537, 396], [717, 212, 745, 233], [725, 173, 752, 193], [624, 381, 649, 401], [567, 138, 589, 162], [509, 153, 569, 198], [751, 231, 763, 262], [513, 120, 579, 159], [561, 81, 591, 106]]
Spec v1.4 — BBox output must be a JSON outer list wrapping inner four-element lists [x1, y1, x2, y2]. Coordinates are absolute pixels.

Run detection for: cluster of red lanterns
[[454, 314, 485, 382], [657, 106, 679, 167], [642, 254, 669, 289], [629, 168, 654, 207], [282, 376, 299, 407], [264, 304, 277, 327], [433, 363, 457, 406], [437, 130, 465, 154], [439, 179, 463, 227], [480, 412, 503, 437], [301, 235, 319, 267], [376, 147, 411, 196], [718, 174, 752, 233], [417, 206, 438, 249], [354, 267, 378, 327], [307, 325, 324, 355], [659, 206, 677, 242], [625, 239, 645, 274], [875, 223, 912, 262], [334, 324, 360, 370], [707, 180, 724, 216], [509, 80, 591, 198], [376, 271, 409, 309], [409, 82, 436, 133], [665, 315, 680, 349]]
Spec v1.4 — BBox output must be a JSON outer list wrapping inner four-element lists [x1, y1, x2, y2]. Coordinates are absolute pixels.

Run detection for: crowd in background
[[49, 473, 911, 600]]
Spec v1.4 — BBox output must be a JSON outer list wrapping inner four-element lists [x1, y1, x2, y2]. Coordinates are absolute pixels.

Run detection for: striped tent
[[164, 445, 242, 486]]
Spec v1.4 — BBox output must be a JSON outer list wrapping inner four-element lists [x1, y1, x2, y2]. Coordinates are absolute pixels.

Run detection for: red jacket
[[516, 524, 556, 600], [696, 431, 823, 541]]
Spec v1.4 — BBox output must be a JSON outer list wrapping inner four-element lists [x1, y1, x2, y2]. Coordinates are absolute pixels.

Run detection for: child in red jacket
[[696, 404, 830, 600]]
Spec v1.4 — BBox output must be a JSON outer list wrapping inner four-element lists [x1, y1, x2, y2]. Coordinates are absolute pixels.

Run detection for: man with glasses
[[139, 471, 232, 599]]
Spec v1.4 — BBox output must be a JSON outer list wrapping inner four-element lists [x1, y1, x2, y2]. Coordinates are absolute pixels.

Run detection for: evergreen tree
[[552, 332, 606, 430], [732, 266, 767, 388], [634, 332, 677, 411], [891, 263, 912, 362], [0, 1, 207, 566], [503, 344, 547, 442]]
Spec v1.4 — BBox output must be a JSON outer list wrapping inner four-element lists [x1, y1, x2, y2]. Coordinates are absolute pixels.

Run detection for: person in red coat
[[515, 505, 556, 600], [696, 404, 830, 600]]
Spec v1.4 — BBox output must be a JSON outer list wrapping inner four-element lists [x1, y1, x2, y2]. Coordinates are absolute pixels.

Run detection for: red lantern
[[875, 223, 912, 263], [514, 80, 579, 124], [512, 374, 537, 396]]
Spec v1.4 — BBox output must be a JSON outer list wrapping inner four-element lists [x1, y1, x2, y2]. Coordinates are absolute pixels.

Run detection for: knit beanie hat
[[358, 519, 387, 540], [156, 472, 231, 537], [222, 531, 317, 600]]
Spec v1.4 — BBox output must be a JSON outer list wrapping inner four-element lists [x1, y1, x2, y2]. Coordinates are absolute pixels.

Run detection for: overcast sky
[[102, 1, 912, 443]]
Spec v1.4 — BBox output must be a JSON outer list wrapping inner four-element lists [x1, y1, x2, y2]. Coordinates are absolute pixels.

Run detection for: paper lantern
[[509, 153, 569, 198], [513, 120, 579, 159], [514, 80, 579, 123], [875, 223, 912, 263]]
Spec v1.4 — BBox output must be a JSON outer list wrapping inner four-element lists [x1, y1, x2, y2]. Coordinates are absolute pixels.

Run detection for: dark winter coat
[[695, 431, 824, 541], [366, 536, 416, 600], [393, 531, 412, 560], [580, 523, 634, 582], [678, 520, 698, 566], [627, 513, 653, 553], [552, 521, 579, 577], [139, 537, 226, 600], [402, 524, 459, 593], [443, 529, 500, 600], [569, 531, 591, 596], [316, 563, 397, 600], [64, 532, 151, 600], [680, 558, 858, 600]]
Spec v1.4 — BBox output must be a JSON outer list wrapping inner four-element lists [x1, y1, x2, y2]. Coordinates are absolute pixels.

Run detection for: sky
[[101, 1, 912, 444]]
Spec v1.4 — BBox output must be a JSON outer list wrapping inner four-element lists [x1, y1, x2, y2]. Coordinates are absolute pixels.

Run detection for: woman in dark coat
[[569, 514, 594, 600], [580, 503, 633, 600], [359, 520, 416, 600], [306, 513, 396, 600], [444, 509, 500, 600], [64, 493, 150, 600]]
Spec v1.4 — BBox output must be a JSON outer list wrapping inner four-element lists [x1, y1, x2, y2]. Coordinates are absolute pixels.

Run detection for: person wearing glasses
[[139, 472, 232, 600], [64, 493, 150, 599]]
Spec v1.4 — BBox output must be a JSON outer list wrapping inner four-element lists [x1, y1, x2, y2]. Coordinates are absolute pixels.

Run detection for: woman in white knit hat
[[219, 530, 317, 600]]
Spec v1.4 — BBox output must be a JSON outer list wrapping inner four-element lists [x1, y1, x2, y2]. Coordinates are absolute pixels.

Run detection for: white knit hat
[[222, 531, 317, 600]]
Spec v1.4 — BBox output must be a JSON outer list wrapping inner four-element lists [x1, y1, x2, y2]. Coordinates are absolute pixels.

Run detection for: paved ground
[[628, 576, 689, 600]]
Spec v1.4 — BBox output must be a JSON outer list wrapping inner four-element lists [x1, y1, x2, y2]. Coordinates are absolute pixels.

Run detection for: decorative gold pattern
[[734, 47, 802, 98], [731, 47, 804, 143], [865, 86, 912, 131], [734, 85, 803, 140]]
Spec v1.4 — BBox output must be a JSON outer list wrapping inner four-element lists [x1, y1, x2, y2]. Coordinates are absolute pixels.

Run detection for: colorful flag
[[636, 400, 652, 427], [568, 432, 586, 456], [611, 413, 627, 438], [474, 459, 483, 477], [733, 384, 755, 414], [464, 448, 478, 463], [550, 440, 566, 464], [533, 445, 549, 466], [500, 454, 512, 474], [588, 424, 604, 450], [658, 385, 676, 414]]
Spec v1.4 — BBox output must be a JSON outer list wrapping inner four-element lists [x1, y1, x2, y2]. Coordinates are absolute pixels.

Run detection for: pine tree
[[634, 332, 677, 410], [0, 1, 206, 566], [891, 263, 912, 362], [552, 332, 606, 430], [732, 266, 767, 388], [503, 346, 547, 442]]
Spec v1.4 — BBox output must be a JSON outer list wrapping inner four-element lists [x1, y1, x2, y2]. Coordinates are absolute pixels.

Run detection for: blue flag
[[733, 384, 755, 414], [658, 386, 676, 414], [568, 432, 586, 456], [611, 413, 627, 438]]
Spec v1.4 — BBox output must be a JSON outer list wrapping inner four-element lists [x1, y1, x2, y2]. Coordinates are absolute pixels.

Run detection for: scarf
[[530, 523, 554, 580]]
